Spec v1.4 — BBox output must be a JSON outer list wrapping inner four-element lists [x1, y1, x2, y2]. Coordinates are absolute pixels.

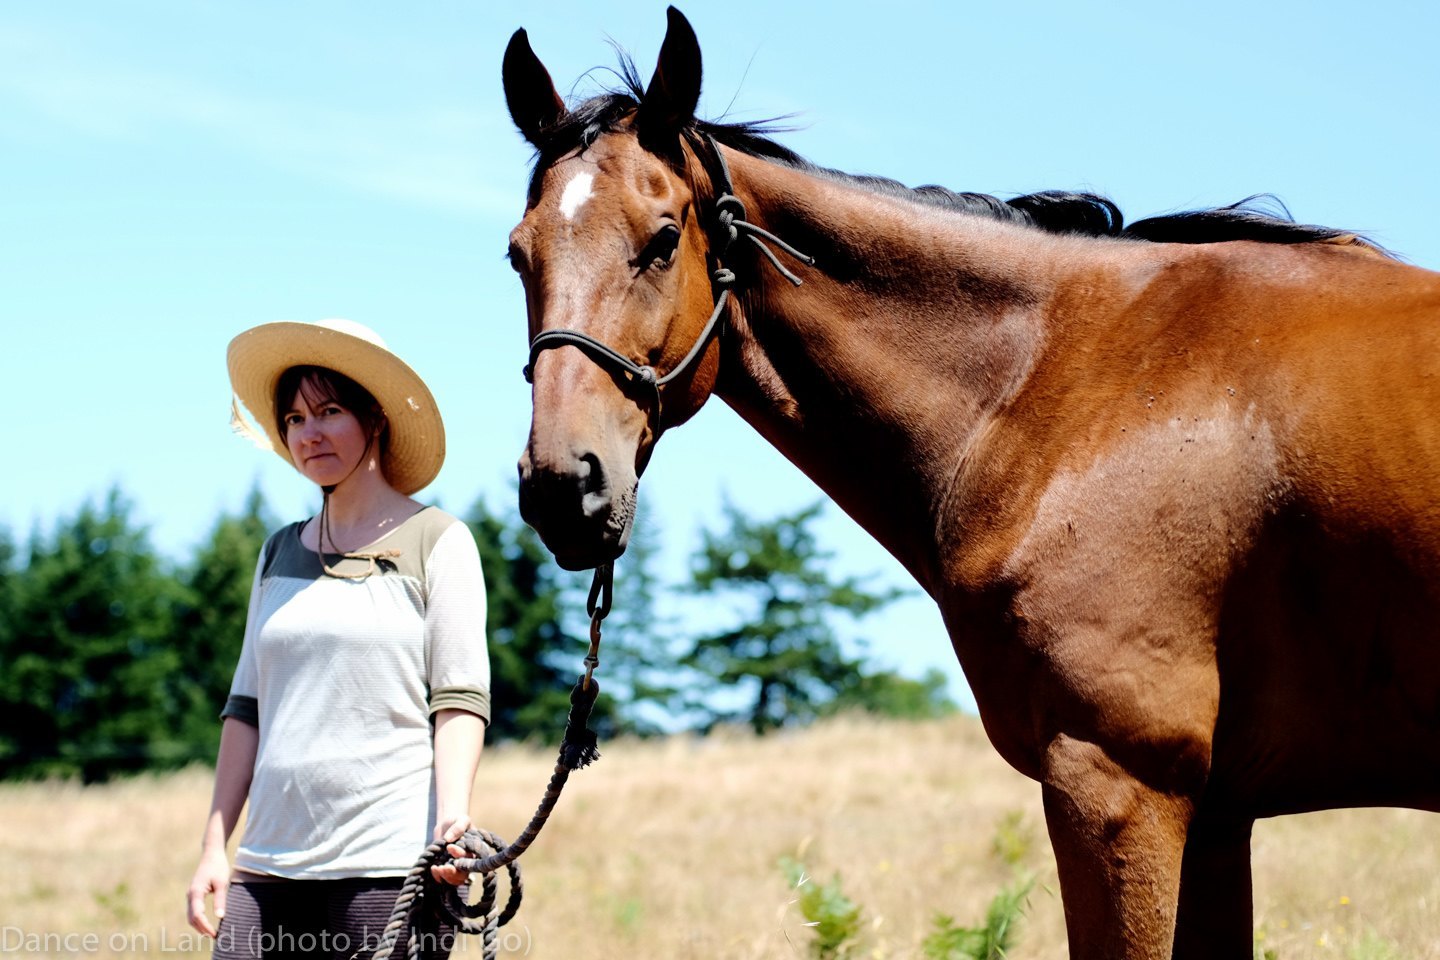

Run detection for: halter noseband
[[520, 135, 814, 423]]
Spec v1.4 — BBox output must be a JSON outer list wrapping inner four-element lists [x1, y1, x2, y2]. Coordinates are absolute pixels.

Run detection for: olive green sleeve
[[221, 694, 259, 727], [428, 686, 491, 725]]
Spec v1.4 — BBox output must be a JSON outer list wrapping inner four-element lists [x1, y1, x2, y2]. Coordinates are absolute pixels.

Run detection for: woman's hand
[[186, 847, 232, 937], [431, 814, 473, 886]]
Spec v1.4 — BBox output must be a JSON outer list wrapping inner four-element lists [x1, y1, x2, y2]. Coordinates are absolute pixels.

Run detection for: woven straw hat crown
[[227, 319, 445, 495]]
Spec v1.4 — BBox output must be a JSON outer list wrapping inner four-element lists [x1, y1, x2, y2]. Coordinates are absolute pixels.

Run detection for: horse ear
[[636, 7, 702, 141], [503, 28, 566, 146]]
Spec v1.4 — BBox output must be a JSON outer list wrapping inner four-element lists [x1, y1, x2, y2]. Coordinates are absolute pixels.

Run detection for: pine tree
[[823, 667, 956, 721], [683, 501, 906, 734], [0, 489, 187, 781], [590, 502, 684, 735], [0, 526, 20, 768], [171, 485, 273, 761], [466, 496, 606, 741]]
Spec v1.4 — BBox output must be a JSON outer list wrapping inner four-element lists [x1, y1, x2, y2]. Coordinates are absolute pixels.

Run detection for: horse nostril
[[578, 452, 609, 517], [575, 452, 602, 492]]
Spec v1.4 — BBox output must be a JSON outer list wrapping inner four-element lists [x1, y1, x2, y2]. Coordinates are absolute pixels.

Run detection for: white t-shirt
[[222, 506, 490, 879]]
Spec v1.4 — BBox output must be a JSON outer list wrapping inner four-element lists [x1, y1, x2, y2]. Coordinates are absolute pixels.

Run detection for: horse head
[[504, 8, 722, 570]]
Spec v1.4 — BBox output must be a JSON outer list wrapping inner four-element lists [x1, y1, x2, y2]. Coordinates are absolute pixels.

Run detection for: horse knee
[[1044, 734, 1197, 848], [1042, 735, 1196, 960]]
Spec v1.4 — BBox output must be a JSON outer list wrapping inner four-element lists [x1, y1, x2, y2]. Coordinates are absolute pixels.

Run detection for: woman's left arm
[[424, 518, 492, 885], [431, 708, 486, 884]]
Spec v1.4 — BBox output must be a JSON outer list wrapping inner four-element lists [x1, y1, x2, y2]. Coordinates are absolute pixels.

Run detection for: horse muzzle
[[518, 441, 637, 571]]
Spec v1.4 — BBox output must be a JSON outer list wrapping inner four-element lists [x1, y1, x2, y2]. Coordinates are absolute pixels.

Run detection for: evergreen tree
[[0, 489, 187, 781], [823, 667, 956, 720], [592, 502, 684, 735], [171, 485, 273, 760], [0, 526, 16, 644], [467, 496, 607, 741], [684, 501, 906, 734], [0, 527, 19, 767]]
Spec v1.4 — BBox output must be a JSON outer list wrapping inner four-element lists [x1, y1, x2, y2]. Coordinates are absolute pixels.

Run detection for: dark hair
[[274, 366, 388, 454]]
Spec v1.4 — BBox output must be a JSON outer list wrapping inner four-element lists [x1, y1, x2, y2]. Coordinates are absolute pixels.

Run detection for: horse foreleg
[[1172, 814, 1254, 959], [1043, 734, 1195, 960]]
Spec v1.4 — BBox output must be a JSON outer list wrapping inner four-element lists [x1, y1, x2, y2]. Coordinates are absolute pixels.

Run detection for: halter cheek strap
[[520, 134, 815, 423]]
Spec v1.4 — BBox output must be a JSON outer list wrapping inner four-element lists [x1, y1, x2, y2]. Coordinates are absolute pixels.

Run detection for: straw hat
[[227, 319, 445, 495]]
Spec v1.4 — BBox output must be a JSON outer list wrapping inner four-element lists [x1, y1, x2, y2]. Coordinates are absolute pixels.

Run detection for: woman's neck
[[312, 468, 417, 552]]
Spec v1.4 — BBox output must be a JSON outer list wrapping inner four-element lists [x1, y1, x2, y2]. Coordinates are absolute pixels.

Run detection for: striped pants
[[212, 878, 461, 960]]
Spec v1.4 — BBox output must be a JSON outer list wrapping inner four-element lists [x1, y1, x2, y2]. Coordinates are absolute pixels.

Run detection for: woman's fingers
[[429, 837, 473, 886], [430, 816, 477, 885], [434, 813, 473, 844], [213, 878, 228, 924], [186, 881, 218, 938], [430, 862, 466, 886]]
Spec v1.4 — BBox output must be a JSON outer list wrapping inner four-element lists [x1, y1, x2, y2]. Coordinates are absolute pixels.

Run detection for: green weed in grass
[[779, 855, 864, 960], [780, 810, 1038, 960], [922, 875, 1034, 960]]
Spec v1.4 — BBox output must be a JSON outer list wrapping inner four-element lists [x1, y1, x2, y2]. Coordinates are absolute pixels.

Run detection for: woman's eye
[[284, 414, 303, 426], [640, 225, 681, 269]]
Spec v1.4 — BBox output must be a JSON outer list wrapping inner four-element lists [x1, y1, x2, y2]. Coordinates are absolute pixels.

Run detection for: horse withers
[[502, 9, 1440, 958]]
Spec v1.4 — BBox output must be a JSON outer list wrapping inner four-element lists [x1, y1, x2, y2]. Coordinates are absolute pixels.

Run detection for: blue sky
[[3, 1, 1437, 709]]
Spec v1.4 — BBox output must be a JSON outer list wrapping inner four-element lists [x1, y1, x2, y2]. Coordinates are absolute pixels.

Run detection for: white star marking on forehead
[[559, 172, 595, 222]]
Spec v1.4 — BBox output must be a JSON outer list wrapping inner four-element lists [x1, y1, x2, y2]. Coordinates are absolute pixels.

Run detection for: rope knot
[[707, 159, 812, 289], [714, 193, 746, 249]]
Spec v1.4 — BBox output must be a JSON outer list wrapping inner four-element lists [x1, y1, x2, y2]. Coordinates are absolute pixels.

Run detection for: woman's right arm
[[186, 717, 258, 937]]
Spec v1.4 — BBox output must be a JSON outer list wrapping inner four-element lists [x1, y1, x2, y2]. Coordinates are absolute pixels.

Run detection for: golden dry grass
[[1, 714, 1436, 958]]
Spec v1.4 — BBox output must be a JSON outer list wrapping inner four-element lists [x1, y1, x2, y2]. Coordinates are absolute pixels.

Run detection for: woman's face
[[282, 387, 374, 489]]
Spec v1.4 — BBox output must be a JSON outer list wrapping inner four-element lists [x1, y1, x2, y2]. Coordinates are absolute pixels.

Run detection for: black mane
[[525, 67, 1387, 256]]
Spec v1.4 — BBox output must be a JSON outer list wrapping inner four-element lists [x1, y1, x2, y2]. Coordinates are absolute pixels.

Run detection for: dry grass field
[[1, 714, 1436, 959]]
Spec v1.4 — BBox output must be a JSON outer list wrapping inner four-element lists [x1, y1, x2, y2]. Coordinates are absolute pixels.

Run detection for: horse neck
[[710, 150, 1089, 591]]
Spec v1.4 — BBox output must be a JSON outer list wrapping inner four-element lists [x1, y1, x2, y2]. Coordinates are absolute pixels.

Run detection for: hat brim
[[227, 322, 445, 496]]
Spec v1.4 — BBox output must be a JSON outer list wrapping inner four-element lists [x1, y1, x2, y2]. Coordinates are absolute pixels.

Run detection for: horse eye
[[506, 242, 526, 274], [641, 225, 682, 270]]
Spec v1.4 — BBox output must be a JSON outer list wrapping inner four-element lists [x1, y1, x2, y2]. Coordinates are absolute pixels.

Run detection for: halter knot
[[714, 193, 747, 250]]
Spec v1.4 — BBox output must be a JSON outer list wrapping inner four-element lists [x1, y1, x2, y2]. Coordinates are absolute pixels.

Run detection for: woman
[[186, 318, 490, 960]]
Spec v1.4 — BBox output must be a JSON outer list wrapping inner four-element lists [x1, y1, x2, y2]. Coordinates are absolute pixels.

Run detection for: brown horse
[[502, 8, 1440, 958]]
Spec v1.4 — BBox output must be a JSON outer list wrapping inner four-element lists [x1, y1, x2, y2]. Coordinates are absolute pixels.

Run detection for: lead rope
[[369, 563, 613, 960]]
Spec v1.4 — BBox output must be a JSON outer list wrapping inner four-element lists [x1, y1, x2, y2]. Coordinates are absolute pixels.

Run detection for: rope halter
[[521, 134, 814, 425]]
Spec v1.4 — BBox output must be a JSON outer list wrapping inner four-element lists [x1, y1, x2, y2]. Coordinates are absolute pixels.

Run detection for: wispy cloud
[[0, 22, 522, 217]]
